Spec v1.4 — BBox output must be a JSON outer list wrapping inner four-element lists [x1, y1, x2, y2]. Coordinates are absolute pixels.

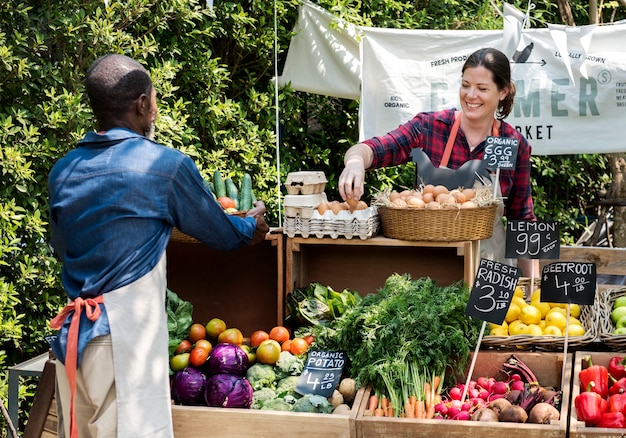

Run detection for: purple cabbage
[[205, 343, 249, 376], [204, 373, 254, 408], [171, 367, 208, 405]]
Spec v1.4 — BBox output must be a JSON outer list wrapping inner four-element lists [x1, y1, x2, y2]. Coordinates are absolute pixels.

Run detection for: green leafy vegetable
[[308, 274, 482, 398], [286, 282, 361, 327], [166, 288, 194, 356]]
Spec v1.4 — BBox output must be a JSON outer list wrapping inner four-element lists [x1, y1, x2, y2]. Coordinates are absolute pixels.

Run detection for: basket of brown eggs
[[373, 184, 501, 242]]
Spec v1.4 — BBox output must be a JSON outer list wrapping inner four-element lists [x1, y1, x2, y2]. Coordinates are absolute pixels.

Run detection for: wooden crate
[[355, 351, 571, 438], [285, 236, 479, 295], [171, 386, 366, 438], [569, 351, 626, 438], [167, 229, 284, 335]]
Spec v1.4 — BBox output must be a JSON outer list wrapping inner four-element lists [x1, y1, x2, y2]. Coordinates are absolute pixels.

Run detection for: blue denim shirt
[[48, 128, 256, 364]]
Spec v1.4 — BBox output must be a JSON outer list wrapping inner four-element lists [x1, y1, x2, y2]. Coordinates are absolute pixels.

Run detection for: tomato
[[256, 339, 281, 365], [205, 318, 227, 340], [170, 353, 190, 372], [304, 335, 315, 345], [250, 330, 270, 348], [189, 346, 209, 367], [174, 339, 192, 355], [218, 327, 243, 345], [269, 325, 290, 344], [188, 323, 207, 344], [194, 339, 213, 354], [281, 339, 292, 352], [217, 197, 236, 210], [289, 338, 309, 356]]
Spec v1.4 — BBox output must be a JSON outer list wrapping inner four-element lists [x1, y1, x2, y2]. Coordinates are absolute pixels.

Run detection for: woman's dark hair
[[462, 48, 515, 120], [85, 54, 153, 123]]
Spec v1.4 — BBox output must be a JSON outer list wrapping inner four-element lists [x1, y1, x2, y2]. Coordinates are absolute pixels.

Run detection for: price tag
[[505, 220, 560, 259], [465, 258, 521, 325], [541, 262, 596, 305], [295, 350, 346, 397], [483, 136, 519, 170]]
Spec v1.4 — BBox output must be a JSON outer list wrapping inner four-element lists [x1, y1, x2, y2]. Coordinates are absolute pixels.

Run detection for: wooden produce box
[[285, 236, 479, 295], [167, 229, 283, 336], [354, 351, 571, 438], [171, 387, 367, 438], [569, 351, 626, 438]]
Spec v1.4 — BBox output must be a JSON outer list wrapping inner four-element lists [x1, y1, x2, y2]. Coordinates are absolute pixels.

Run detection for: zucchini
[[225, 177, 240, 210], [203, 179, 215, 195], [240, 173, 253, 211], [213, 170, 226, 199]]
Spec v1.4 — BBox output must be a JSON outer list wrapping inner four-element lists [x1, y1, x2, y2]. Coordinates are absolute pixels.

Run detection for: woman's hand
[[338, 143, 373, 201]]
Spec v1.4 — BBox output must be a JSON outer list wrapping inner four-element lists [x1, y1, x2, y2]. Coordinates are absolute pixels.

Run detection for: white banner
[[279, 1, 626, 155]]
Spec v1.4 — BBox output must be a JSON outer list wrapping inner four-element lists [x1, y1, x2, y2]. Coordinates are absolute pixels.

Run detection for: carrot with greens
[[368, 393, 379, 411]]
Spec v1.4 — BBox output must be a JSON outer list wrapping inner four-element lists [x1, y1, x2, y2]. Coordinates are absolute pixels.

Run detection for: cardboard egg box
[[284, 171, 327, 195]]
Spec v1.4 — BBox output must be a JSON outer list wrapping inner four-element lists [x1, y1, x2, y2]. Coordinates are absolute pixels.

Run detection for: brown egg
[[423, 184, 435, 194], [317, 202, 330, 215], [422, 192, 435, 203], [425, 201, 441, 209], [432, 185, 449, 198], [392, 198, 408, 208], [407, 198, 425, 209], [389, 191, 402, 202], [399, 189, 414, 199], [436, 193, 451, 204], [461, 200, 477, 209], [356, 200, 368, 210], [346, 198, 359, 211], [330, 201, 343, 215], [449, 189, 466, 204], [462, 188, 476, 200]]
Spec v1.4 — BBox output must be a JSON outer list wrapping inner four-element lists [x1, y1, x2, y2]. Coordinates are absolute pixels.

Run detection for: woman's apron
[[52, 253, 173, 438], [414, 112, 509, 265]]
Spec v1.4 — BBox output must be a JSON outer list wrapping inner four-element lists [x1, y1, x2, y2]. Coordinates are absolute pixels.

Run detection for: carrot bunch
[[368, 362, 444, 419]]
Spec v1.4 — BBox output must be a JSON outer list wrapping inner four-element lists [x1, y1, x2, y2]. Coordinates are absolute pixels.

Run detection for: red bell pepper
[[601, 397, 609, 414], [609, 376, 626, 396], [579, 355, 609, 399], [575, 384, 604, 427], [609, 393, 626, 415], [609, 356, 626, 380], [598, 412, 626, 428]]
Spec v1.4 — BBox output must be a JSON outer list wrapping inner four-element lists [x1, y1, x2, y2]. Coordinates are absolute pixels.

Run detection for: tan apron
[[54, 253, 173, 438], [104, 253, 173, 437]]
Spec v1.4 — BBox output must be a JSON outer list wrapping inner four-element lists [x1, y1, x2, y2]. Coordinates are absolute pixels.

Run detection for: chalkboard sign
[[505, 220, 560, 260], [465, 258, 521, 325], [295, 350, 346, 397], [483, 136, 519, 170], [541, 262, 597, 305]]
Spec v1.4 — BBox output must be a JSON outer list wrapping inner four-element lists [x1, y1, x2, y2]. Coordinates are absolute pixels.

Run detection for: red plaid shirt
[[363, 108, 535, 221]]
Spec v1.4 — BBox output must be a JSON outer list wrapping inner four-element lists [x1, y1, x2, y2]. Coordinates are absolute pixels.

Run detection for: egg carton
[[284, 171, 327, 195], [283, 206, 380, 240], [283, 193, 328, 219]]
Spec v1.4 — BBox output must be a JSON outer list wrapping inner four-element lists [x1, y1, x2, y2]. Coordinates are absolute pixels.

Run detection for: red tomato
[[174, 339, 192, 355], [289, 338, 309, 356], [250, 330, 270, 348], [217, 197, 236, 210], [304, 335, 315, 345], [188, 323, 207, 344], [189, 347, 209, 367]]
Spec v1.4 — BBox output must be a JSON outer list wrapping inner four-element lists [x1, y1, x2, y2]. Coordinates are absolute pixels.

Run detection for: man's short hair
[[86, 54, 153, 122]]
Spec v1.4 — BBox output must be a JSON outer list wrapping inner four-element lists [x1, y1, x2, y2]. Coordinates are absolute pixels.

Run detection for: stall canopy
[[278, 1, 626, 155]]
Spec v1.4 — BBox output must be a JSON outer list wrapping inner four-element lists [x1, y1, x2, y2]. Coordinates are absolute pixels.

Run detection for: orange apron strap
[[50, 296, 104, 438], [440, 111, 499, 168]]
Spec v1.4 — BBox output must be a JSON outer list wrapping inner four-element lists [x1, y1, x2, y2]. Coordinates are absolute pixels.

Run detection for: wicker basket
[[378, 203, 498, 241], [481, 301, 600, 351], [598, 287, 626, 350], [169, 211, 248, 244]]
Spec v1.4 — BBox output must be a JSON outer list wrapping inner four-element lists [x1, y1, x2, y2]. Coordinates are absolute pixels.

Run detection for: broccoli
[[275, 375, 300, 396], [259, 397, 293, 411], [251, 387, 277, 410], [275, 351, 305, 378], [292, 394, 333, 414], [246, 363, 277, 390]]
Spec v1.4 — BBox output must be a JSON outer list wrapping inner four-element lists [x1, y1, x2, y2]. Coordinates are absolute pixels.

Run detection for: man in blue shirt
[[48, 54, 269, 438]]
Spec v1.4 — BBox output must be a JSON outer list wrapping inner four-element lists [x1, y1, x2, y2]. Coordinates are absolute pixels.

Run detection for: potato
[[338, 378, 357, 403]]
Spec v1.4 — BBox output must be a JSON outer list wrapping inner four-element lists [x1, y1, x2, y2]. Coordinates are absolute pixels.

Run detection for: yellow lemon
[[530, 288, 542, 303], [569, 317, 583, 326], [489, 321, 508, 331], [526, 324, 543, 336], [512, 296, 528, 310], [538, 320, 546, 330], [570, 304, 581, 318], [532, 302, 551, 319], [543, 325, 562, 336], [549, 302, 568, 309], [508, 319, 523, 332], [545, 311, 567, 331], [519, 305, 542, 325], [509, 322, 529, 336], [514, 286, 525, 298], [505, 303, 521, 323], [567, 324, 586, 337], [547, 307, 567, 316], [489, 327, 508, 337]]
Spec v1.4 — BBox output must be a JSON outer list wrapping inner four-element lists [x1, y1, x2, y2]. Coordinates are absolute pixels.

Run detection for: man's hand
[[246, 201, 270, 245]]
